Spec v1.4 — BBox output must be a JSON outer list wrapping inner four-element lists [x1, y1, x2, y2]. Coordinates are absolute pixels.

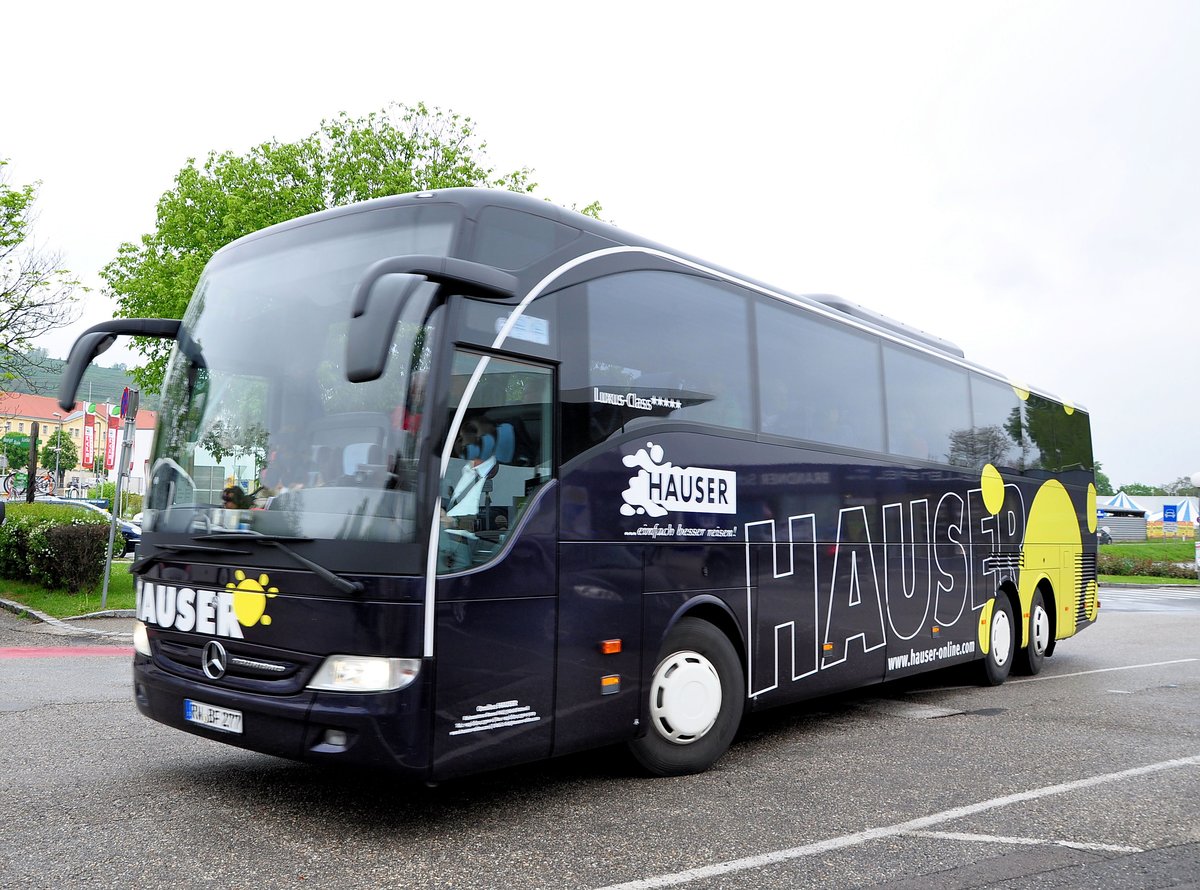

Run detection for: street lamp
[[52, 412, 62, 494]]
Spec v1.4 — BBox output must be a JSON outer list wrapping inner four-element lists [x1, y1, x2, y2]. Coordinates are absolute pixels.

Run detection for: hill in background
[[6, 349, 141, 407]]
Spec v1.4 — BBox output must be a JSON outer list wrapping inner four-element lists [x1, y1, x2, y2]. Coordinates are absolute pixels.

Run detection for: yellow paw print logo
[[227, 570, 278, 627]]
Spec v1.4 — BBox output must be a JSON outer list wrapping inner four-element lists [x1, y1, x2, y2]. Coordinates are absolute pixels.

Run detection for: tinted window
[[1023, 393, 1060, 471], [967, 373, 1026, 469], [882, 344, 971, 464], [457, 295, 557, 359], [438, 353, 553, 573], [471, 206, 580, 271], [563, 271, 752, 457], [1058, 406, 1093, 471], [757, 301, 885, 452]]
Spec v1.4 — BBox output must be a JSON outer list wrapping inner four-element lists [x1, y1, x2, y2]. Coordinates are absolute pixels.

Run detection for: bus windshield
[[143, 204, 457, 544]]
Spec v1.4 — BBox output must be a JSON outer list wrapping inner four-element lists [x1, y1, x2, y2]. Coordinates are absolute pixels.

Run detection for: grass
[[1100, 540, 1194, 562], [1099, 539, 1197, 586], [0, 563, 135, 618], [1100, 574, 1197, 586]]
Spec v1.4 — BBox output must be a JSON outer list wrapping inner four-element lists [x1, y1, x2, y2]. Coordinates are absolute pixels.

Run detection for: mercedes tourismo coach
[[59, 188, 1098, 780]]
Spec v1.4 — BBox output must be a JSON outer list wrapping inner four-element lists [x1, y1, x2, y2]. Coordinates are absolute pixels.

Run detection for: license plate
[[184, 699, 243, 734]]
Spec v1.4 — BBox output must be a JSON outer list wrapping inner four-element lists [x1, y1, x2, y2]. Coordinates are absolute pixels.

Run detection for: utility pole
[[102, 390, 139, 609]]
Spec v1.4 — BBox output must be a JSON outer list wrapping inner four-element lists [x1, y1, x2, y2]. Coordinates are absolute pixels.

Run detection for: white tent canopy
[[1147, 499, 1198, 523], [1101, 491, 1144, 513]]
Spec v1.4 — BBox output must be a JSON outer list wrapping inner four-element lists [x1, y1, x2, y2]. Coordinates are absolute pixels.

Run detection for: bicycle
[[3, 470, 54, 498]]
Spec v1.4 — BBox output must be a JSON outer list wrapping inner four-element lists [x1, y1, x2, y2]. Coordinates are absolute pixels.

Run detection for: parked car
[[34, 497, 141, 556], [1097, 526, 1113, 545]]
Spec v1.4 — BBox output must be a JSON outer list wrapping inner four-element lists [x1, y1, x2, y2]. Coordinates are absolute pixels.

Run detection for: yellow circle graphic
[[981, 464, 1005, 516], [1063, 402, 1075, 415], [1087, 484, 1098, 533], [1011, 382, 1031, 401], [1019, 480, 1082, 634], [227, 569, 278, 627]]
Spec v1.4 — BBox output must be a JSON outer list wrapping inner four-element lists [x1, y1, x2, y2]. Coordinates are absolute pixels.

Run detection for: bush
[[0, 512, 42, 578], [1098, 552, 1196, 580], [0, 503, 123, 593], [87, 481, 142, 517], [29, 523, 114, 593]]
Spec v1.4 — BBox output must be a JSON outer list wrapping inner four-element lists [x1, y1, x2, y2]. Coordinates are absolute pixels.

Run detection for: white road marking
[[1011, 658, 1199, 683], [595, 754, 1200, 890], [906, 829, 1143, 854], [912, 657, 1199, 694]]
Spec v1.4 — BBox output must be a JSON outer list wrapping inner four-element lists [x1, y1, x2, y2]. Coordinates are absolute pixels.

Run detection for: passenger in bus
[[222, 485, 251, 509], [815, 405, 854, 446], [313, 446, 343, 486], [464, 417, 516, 464], [891, 411, 930, 461]]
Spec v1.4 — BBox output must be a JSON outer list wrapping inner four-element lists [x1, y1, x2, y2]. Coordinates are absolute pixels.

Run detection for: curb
[[0, 597, 134, 640], [1099, 582, 1199, 589]]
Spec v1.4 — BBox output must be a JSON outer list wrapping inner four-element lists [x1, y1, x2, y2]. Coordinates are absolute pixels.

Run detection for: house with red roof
[[0, 391, 157, 495]]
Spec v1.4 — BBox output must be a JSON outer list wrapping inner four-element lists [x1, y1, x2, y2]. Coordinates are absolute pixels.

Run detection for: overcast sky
[[3, 1, 1197, 488]]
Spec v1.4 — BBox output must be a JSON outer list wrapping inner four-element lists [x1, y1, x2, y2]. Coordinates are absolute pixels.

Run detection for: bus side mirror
[[58, 318, 181, 411], [347, 255, 518, 383], [346, 273, 431, 383]]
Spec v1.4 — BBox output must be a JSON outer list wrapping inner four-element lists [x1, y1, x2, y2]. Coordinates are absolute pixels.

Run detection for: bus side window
[[438, 352, 553, 573]]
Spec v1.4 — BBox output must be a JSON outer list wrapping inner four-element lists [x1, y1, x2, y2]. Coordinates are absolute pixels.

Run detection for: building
[[0, 391, 157, 494]]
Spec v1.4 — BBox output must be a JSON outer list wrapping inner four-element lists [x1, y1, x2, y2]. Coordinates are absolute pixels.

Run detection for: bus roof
[[209, 187, 1080, 411]]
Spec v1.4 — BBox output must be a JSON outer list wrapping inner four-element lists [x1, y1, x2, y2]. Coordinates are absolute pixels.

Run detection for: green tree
[[1, 431, 32, 472], [1093, 462, 1113, 495], [39, 428, 79, 484], [0, 159, 84, 389], [103, 102, 544, 395], [1119, 482, 1162, 496], [1161, 476, 1199, 497]]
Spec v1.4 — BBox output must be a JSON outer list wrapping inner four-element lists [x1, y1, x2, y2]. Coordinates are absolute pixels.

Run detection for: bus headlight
[[307, 656, 420, 692], [133, 620, 152, 656]]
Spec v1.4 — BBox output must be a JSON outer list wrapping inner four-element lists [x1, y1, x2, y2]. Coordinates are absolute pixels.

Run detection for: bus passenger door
[[430, 355, 557, 781]]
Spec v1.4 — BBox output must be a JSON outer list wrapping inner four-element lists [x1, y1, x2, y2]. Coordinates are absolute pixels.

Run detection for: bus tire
[[979, 595, 1015, 687], [629, 617, 744, 776], [1015, 589, 1050, 676]]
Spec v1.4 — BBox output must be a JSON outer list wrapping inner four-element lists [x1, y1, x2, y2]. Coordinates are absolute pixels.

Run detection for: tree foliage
[[1, 431, 32, 472], [103, 103, 541, 394], [1161, 476, 1200, 497], [39, 428, 79, 479], [1093, 462, 1113, 496], [0, 159, 83, 389], [1118, 482, 1163, 496]]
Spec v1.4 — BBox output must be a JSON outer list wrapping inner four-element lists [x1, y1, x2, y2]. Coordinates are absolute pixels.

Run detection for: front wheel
[[979, 595, 1016, 686], [628, 617, 744, 776], [1015, 589, 1050, 676]]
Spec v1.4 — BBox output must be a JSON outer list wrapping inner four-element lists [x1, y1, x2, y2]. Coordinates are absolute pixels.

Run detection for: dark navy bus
[[59, 189, 1098, 780]]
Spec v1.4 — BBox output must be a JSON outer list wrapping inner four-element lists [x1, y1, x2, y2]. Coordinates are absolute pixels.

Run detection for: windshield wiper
[[196, 532, 364, 596], [130, 542, 253, 574]]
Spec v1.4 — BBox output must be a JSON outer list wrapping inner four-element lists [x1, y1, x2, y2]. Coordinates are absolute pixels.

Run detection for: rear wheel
[[979, 595, 1015, 686], [1015, 589, 1050, 675], [628, 617, 744, 776]]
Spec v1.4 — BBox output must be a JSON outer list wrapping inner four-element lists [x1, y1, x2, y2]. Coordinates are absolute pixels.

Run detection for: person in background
[[222, 485, 251, 509]]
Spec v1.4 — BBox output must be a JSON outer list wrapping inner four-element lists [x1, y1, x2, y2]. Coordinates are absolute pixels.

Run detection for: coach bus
[[59, 188, 1098, 780]]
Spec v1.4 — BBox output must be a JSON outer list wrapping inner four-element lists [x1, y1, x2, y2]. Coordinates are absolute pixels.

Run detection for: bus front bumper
[[133, 656, 431, 777]]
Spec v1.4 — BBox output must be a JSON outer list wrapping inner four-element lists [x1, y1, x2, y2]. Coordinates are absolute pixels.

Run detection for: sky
[[2, 0, 1197, 488]]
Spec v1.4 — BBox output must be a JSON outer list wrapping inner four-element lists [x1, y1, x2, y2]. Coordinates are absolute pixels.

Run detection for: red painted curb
[[0, 647, 134, 658]]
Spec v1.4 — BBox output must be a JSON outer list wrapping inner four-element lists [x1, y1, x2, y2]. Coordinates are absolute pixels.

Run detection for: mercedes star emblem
[[202, 640, 228, 680]]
